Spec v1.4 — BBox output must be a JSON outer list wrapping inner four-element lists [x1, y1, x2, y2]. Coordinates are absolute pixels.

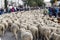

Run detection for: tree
[[25, 0, 44, 7], [36, 0, 44, 7], [50, 0, 55, 5], [4, 0, 8, 11]]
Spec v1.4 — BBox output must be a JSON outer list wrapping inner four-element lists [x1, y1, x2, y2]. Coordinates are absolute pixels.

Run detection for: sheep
[[20, 23, 27, 30], [2, 13, 10, 18], [2, 18, 13, 25], [55, 28, 60, 35], [57, 17, 60, 23], [38, 24, 57, 40], [13, 20, 20, 28], [53, 18, 58, 23], [49, 32, 60, 40], [11, 23, 19, 40], [16, 13, 21, 18], [50, 28, 60, 40], [56, 24, 60, 28], [43, 8, 48, 16], [39, 26, 51, 40], [12, 16, 18, 21], [27, 25, 38, 40], [0, 9, 60, 40], [0, 23, 5, 36], [3, 18, 13, 30], [1, 21, 8, 29], [19, 28, 33, 40]]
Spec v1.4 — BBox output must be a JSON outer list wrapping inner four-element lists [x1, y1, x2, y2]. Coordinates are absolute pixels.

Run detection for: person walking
[[48, 7, 53, 17]]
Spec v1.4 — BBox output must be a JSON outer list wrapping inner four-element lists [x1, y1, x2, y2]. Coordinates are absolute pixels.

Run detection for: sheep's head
[[5, 19, 13, 27]]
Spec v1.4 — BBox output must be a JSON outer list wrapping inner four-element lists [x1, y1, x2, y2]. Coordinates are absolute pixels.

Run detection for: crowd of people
[[0, 4, 40, 15], [0, 5, 60, 18], [0, 5, 24, 14], [48, 7, 60, 17], [0, 5, 29, 15]]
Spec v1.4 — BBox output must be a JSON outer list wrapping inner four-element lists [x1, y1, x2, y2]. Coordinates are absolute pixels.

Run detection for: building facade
[[0, 0, 4, 8], [0, 0, 24, 8], [45, 2, 51, 7]]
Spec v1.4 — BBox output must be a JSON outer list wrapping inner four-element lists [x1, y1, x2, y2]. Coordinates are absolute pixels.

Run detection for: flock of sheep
[[0, 9, 60, 40]]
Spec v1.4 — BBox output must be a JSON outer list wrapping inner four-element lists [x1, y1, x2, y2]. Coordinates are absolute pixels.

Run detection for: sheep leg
[[33, 34, 35, 40], [8, 26, 11, 31], [42, 35, 44, 40], [15, 34, 18, 40], [38, 31, 40, 40], [39, 33, 42, 40], [33, 33, 36, 40], [35, 31, 38, 40], [14, 32, 18, 40], [35, 32, 37, 40], [44, 37, 46, 40], [38, 29, 41, 40], [2, 31, 4, 37], [45, 36, 49, 40], [39, 33, 41, 40], [37, 26, 39, 40], [37, 31, 39, 40], [13, 30, 18, 40]]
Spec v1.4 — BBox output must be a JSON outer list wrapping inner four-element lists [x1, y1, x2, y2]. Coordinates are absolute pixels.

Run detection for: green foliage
[[50, 0, 55, 5], [37, 0, 44, 6], [25, 0, 45, 7]]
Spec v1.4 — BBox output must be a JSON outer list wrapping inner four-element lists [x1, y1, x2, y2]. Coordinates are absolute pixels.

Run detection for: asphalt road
[[1, 32, 16, 40]]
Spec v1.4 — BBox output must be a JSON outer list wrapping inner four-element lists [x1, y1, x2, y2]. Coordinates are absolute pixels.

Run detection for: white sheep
[[0, 23, 5, 36], [11, 23, 19, 40], [41, 25, 57, 40], [39, 26, 51, 40], [49, 32, 60, 40], [19, 28, 33, 40], [1, 21, 8, 29], [27, 25, 38, 40], [20, 23, 27, 30], [4, 18, 13, 26], [13, 20, 20, 28], [2, 18, 13, 31]]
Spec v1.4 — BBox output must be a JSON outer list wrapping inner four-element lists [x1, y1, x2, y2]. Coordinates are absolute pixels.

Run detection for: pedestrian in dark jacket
[[0, 8, 4, 15], [48, 7, 53, 17], [52, 7, 56, 17], [58, 7, 60, 17]]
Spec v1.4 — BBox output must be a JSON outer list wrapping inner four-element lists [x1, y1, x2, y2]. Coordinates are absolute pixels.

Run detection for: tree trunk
[[4, 0, 7, 11]]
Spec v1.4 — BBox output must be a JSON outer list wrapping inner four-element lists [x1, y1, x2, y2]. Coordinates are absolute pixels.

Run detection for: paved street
[[1, 32, 16, 40]]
